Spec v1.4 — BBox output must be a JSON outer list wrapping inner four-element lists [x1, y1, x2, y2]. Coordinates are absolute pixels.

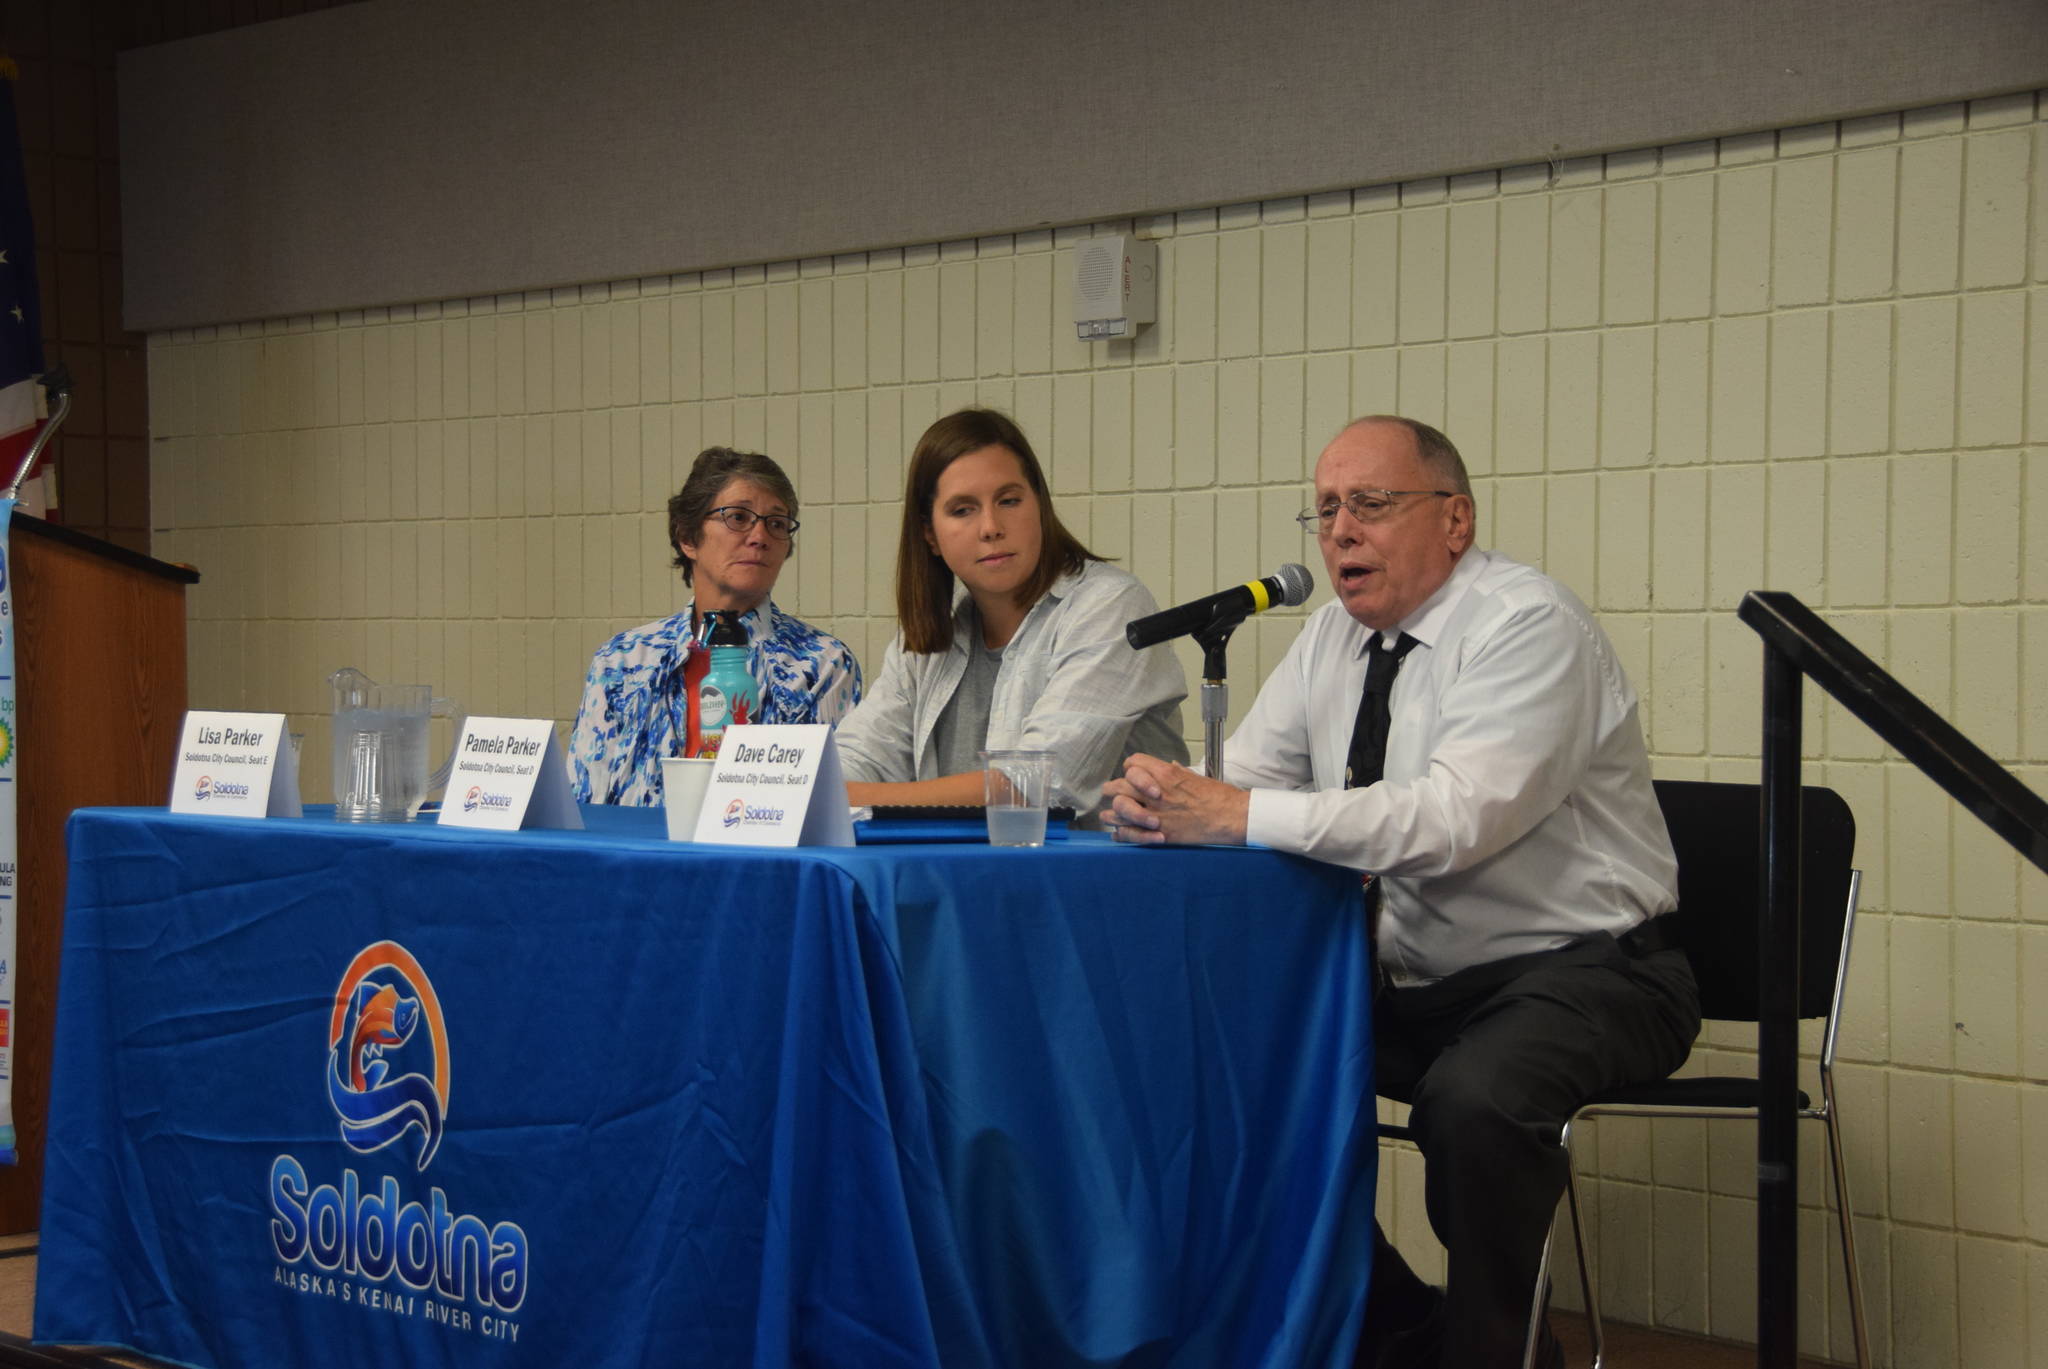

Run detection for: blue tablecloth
[[35, 805, 1374, 1368]]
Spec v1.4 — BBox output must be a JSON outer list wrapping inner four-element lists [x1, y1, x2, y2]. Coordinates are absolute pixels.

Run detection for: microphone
[[1125, 564, 1314, 649]]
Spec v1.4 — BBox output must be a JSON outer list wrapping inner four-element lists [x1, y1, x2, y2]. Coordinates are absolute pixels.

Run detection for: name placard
[[692, 724, 853, 848], [436, 717, 582, 831], [169, 711, 301, 818]]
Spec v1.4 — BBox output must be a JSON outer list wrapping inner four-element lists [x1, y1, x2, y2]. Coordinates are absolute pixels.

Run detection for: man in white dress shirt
[[1103, 416, 1700, 1369]]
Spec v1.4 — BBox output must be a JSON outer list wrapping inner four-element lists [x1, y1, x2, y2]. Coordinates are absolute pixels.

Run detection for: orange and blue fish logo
[[326, 942, 448, 1170]]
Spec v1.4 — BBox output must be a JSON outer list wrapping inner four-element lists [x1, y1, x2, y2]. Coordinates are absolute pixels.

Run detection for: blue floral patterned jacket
[[569, 601, 862, 805]]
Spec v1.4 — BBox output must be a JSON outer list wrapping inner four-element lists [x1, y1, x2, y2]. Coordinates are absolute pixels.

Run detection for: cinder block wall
[[8, 0, 153, 547], [146, 91, 2048, 1366]]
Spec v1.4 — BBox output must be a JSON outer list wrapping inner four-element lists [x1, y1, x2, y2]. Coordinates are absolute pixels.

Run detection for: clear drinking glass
[[982, 749, 1054, 848]]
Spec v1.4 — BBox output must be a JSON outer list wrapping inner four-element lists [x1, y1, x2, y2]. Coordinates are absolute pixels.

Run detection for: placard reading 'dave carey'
[[168, 711, 301, 818], [435, 717, 583, 831], [692, 723, 853, 848]]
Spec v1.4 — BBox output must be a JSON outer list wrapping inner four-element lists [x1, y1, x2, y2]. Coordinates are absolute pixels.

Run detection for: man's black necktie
[[1347, 631, 1419, 791], [1348, 631, 1418, 936]]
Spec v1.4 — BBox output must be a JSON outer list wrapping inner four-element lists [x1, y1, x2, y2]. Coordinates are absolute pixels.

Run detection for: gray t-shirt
[[929, 625, 1004, 781]]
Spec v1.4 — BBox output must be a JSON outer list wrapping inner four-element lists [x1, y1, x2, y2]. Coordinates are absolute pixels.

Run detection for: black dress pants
[[1367, 932, 1701, 1368]]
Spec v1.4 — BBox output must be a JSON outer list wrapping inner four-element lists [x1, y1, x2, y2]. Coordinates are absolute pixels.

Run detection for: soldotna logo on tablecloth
[[326, 942, 449, 1169], [267, 941, 530, 1341]]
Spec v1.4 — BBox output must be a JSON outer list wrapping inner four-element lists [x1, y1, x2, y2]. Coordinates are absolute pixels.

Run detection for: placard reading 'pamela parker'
[[168, 711, 301, 818], [436, 717, 581, 832], [692, 724, 853, 848]]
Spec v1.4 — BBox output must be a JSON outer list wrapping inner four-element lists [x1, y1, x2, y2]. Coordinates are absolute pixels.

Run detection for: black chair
[[1377, 780, 1867, 1369]]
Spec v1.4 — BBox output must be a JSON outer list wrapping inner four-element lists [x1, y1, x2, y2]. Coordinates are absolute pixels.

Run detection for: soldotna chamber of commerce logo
[[721, 797, 786, 828], [460, 785, 514, 815], [269, 941, 531, 1338], [193, 773, 249, 803]]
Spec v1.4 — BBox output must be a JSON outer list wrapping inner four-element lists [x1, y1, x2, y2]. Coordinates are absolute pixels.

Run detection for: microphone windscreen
[[1275, 563, 1314, 607]]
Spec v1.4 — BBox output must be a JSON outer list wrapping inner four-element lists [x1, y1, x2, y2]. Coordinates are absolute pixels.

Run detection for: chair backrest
[[1651, 779, 1857, 1023]]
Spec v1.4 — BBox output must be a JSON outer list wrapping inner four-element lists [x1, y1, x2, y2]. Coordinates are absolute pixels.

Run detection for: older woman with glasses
[[570, 446, 862, 805]]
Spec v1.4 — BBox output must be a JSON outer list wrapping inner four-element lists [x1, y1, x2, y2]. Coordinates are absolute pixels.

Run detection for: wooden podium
[[0, 513, 196, 1234]]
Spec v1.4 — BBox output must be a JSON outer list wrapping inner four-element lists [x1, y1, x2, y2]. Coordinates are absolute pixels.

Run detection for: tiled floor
[[0, 1232, 1834, 1369], [0, 1237, 34, 1341], [0, 1237, 156, 1369], [1551, 1312, 1838, 1368]]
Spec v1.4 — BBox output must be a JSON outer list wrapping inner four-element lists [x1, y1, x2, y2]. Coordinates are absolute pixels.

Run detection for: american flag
[[0, 59, 43, 479]]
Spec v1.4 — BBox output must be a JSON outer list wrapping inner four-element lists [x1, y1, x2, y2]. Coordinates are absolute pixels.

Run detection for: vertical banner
[[0, 496, 17, 1164], [0, 54, 38, 1166]]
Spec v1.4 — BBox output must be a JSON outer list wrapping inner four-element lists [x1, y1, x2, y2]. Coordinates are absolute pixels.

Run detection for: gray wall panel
[[119, 0, 2048, 330]]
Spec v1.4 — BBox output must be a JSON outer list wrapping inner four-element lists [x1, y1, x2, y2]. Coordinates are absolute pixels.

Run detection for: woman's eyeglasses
[[706, 506, 799, 540]]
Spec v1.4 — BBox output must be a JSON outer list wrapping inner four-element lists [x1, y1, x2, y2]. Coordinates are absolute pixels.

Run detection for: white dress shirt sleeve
[[1244, 594, 1609, 875], [1216, 624, 1321, 796]]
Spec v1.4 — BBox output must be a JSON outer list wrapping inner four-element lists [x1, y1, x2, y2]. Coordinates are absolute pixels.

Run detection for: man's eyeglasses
[[1295, 490, 1454, 531], [706, 506, 799, 540]]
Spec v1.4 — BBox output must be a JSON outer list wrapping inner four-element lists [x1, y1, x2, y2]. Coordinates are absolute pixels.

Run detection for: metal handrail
[[1738, 590, 2048, 1369], [1743, 591, 2048, 866]]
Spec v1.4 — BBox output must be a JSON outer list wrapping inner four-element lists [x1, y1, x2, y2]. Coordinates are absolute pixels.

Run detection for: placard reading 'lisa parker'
[[692, 724, 853, 848], [435, 717, 582, 831], [168, 711, 302, 818]]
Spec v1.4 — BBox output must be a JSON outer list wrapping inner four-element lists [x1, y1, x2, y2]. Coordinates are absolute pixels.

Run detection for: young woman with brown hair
[[835, 408, 1187, 816]]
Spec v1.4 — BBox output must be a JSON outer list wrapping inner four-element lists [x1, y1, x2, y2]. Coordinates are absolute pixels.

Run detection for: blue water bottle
[[695, 611, 760, 760]]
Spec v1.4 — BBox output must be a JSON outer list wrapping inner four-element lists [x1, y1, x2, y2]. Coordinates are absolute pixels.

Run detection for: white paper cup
[[661, 757, 718, 841]]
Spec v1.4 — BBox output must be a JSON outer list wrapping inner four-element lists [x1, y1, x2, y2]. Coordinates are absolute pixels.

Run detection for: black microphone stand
[[1190, 605, 1252, 780]]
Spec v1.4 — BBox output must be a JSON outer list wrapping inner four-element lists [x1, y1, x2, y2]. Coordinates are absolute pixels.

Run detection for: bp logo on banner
[[269, 941, 529, 1341]]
